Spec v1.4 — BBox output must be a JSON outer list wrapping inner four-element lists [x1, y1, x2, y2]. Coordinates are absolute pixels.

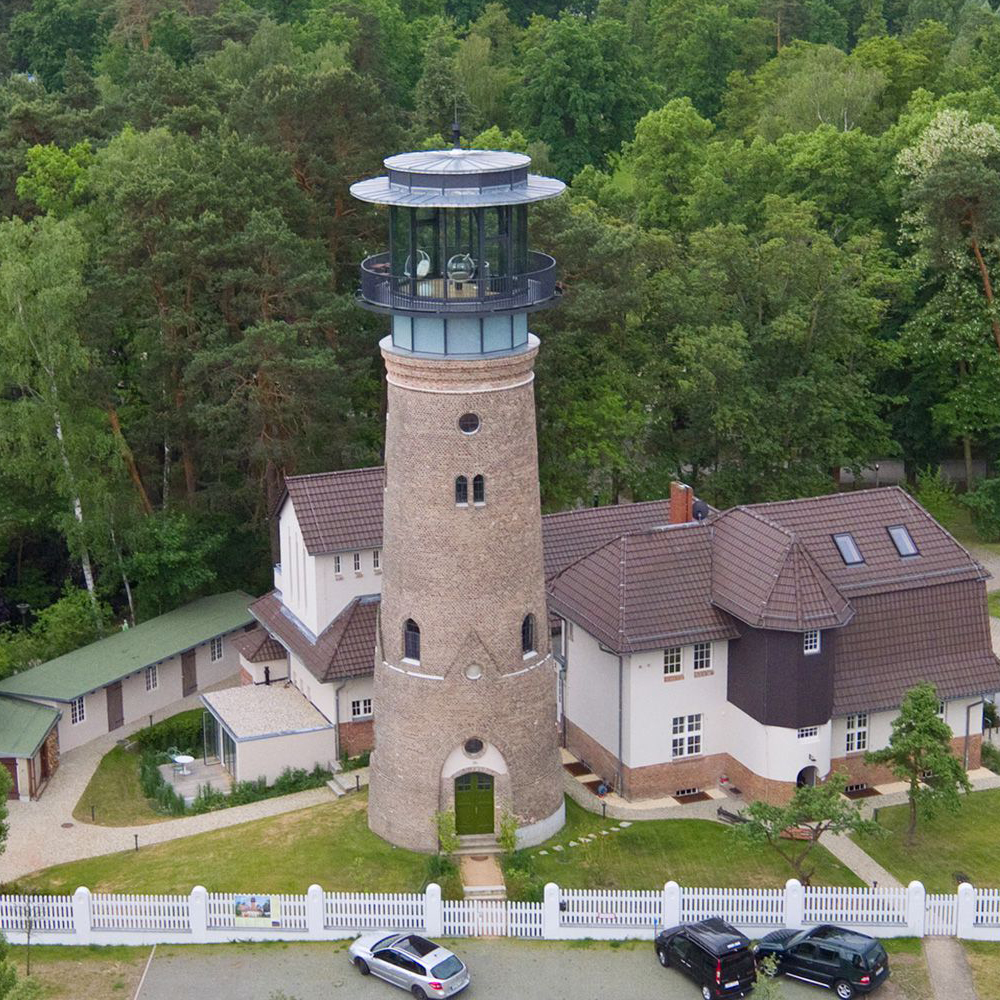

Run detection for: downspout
[[965, 695, 987, 770], [333, 680, 348, 766], [617, 655, 624, 796]]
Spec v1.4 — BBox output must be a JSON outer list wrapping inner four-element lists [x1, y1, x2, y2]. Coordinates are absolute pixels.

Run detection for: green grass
[[963, 942, 1000, 1000], [72, 745, 164, 827], [524, 798, 863, 890], [17, 793, 429, 895], [853, 788, 1000, 892], [989, 591, 1000, 617]]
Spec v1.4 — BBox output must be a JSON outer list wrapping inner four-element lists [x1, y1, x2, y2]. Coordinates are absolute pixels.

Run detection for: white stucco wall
[[339, 676, 375, 724], [239, 653, 290, 685], [235, 726, 338, 784], [563, 620, 620, 756]]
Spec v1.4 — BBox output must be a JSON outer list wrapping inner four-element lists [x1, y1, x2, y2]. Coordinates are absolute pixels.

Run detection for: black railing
[[359, 250, 558, 313]]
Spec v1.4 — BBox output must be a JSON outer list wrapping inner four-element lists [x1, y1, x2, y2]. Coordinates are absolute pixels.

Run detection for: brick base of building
[[240, 668, 253, 685], [831, 734, 982, 788], [339, 719, 374, 758]]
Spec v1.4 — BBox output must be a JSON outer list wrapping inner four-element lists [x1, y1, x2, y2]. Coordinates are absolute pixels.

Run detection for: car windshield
[[431, 956, 464, 980], [371, 934, 396, 951]]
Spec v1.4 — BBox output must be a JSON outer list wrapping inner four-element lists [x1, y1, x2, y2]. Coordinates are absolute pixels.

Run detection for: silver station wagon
[[348, 932, 471, 998]]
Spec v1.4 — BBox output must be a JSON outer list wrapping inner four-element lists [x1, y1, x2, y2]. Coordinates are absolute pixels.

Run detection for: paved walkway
[[924, 937, 978, 1000], [0, 684, 338, 884], [819, 832, 901, 887]]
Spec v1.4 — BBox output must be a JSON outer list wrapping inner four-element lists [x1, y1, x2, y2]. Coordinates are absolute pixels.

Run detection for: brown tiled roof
[[279, 467, 385, 556], [749, 487, 988, 597], [832, 579, 1000, 715], [548, 524, 740, 654], [232, 627, 288, 663], [711, 508, 854, 630], [249, 592, 379, 683]]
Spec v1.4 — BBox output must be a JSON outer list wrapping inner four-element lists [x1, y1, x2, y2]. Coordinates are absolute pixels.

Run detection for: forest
[[1, 0, 1000, 671]]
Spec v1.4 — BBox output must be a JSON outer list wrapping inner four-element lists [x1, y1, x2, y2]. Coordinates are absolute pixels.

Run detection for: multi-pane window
[[473, 474, 485, 504], [373, 549, 381, 571], [887, 525, 919, 557], [351, 698, 372, 718], [404, 619, 421, 661], [145, 664, 158, 692], [334, 554, 342, 575], [671, 714, 702, 758], [455, 476, 468, 505], [210, 636, 223, 662], [521, 614, 536, 655], [803, 630, 821, 655], [353, 552, 361, 573], [797, 726, 819, 740], [70, 696, 85, 725], [693, 642, 712, 672], [663, 646, 682, 677], [833, 532, 864, 565], [845, 712, 868, 752]]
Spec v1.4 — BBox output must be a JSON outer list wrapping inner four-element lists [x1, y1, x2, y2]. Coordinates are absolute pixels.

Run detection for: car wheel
[[701, 986, 712, 1000], [656, 947, 670, 967], [354, 958, 370, 976], [411, 988, 428, 1000], [834, 981, 855, 999]]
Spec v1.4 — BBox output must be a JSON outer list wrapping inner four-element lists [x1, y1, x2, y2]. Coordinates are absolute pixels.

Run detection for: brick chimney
[[669, 481, 694, 524]]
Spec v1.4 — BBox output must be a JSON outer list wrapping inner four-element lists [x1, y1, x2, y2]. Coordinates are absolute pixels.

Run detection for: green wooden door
[[454, 772, 494, 834]]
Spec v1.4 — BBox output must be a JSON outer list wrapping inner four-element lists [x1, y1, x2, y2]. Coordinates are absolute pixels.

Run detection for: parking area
[[137, 939, 827, 1000]]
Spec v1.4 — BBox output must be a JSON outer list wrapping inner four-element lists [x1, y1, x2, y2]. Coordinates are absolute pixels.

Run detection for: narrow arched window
[[521, 613, 536, 655], [455, 475, 468, 505], [473, 474, 485, 504], [404, 619, 421, 661]]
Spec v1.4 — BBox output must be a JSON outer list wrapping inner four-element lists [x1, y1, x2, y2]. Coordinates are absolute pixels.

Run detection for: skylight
[[887, 524, 919, 557], [833, 532, 864, 565]]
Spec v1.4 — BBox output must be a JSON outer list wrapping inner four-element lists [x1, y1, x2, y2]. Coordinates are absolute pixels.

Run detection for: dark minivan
[[754, 925, 890, 999], [655, 918, 757, 999]]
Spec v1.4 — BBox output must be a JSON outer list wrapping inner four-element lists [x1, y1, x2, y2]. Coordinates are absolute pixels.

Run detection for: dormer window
[[887, 524, 919, 557], [803, 630, 821, 655], [833, 532, 864, 565]]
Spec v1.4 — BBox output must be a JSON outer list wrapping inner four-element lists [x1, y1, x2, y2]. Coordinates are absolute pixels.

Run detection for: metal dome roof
[[350, 147, 565, 208]]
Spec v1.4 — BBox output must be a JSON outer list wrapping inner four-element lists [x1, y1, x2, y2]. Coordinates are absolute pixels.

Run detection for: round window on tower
[[465, 663, 482, 680], [458, 413, 480, 435], [464, 738, 485, 756]]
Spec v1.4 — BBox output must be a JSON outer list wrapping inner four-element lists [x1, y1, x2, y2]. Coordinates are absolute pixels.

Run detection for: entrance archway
[[455, 772, 494, 834], [796, 765, 818, 788]]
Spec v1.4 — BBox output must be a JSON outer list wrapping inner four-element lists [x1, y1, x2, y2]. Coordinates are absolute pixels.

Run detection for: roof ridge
[[744, 485, 904, 510], [286, 466, 384, 483], [729, 505, 796, 540]]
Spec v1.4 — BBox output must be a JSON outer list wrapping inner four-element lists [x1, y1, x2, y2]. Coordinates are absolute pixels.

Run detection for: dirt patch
[[9, 944, 150, 1000]]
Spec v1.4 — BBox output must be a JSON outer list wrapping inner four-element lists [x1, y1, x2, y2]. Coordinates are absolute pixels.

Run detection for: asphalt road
[[137, 939, 822, 1000]]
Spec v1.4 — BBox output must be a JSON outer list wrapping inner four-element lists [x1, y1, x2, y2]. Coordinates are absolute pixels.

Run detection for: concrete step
[[455, 834, 501, 856], [463, 886, 507, 901], [326, 777, 347, 798]]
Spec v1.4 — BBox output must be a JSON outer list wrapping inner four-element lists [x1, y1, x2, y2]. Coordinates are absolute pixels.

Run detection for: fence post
[[190, 885, 209, 943], [424, 883, 443, 938], [784, 879, 804, 929], [956, 882, 976, 939], [72, 886, 92, 945], [542, 882, 561, 940], [905, 881, 926, 938], [307, 884, 324, 938], [662, 881, 681, 930]]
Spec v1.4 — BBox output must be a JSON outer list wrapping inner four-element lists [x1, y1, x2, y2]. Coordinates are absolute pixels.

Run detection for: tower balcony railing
[[359, 250, 558, 314]]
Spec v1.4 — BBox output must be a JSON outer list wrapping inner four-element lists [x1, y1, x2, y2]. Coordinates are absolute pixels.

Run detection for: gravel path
[[0, 685, 336, 884], [924, 937, 979, 1000]]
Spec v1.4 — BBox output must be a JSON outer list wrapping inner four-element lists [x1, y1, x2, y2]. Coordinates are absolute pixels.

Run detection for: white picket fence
[[1, 880, 999, 945]]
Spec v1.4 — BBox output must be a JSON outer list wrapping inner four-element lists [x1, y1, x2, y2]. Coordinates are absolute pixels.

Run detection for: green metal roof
[[0, 697, 60, 758], [0, 592, 253, 703]]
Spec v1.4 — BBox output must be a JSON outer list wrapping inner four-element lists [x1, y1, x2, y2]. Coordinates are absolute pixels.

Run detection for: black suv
[[654, 918, 757, 999], [754, 924, 890, 998]]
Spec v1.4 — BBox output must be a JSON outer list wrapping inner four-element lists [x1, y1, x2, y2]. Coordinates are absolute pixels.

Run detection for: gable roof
[[279, 467, 385, 556], [249, 591, 379, 683], [0, 592, 253, 703], [711, 507, 854, 631], [0, 698, 60, 758], [232, 627, 288, 664], [749, 487, 987, 597], [548, 524, 740, 654]]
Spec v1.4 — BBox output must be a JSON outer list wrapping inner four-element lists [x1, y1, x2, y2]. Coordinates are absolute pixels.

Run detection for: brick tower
[[351, 147, 566, 851]]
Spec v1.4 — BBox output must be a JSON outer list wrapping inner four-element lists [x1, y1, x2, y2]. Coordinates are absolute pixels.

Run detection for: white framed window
[[145, 664, 158, 692], [353, 552, 361, 573], [845, 712, 868, 753], [845, 782, 868, 794], [351, 698, 372, 719], [887, 524, 919, 557], [70, 696, 85, 725], [334, 554, 342, 575], [797, 726, 819, 740], [937, 700, 946, 720], [663, 646, 682, 678], [674, 786, 701, 797], [803, 630, 821, 655], [210, 636, 223, 662], [671, 713, 702, 758], [373, 548, 381, 571], [693, 642, 712, 672]]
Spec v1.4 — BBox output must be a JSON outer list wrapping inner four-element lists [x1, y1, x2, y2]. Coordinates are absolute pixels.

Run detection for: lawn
[[853, 788, 1000, 892], [5, 944, 150, 1000], [964, 942, 1000, 1000], [523, 798, 863, 891], [73, 745, 164, 826], [18, 794, 430, 896], [989, 591, 1000, 618]]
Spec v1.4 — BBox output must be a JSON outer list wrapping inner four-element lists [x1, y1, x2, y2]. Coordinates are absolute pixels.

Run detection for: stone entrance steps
[[458, 850, 506, 901], [455, 833, 501, 856]]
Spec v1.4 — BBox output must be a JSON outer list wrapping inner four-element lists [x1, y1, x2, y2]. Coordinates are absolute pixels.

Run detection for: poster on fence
[[233, 895, 280, 927]]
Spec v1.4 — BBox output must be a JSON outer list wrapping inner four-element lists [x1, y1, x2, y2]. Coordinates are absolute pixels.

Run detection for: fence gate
[[925, 894, 958, 936], [443, 900, 509, 937]]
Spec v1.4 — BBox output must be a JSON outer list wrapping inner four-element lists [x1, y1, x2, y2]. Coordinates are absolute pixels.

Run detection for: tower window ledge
[[456, 502, 468, 508], [473, 502, 486, 508], [334, 574, 343, 581], [401, 657, 420, 666], [523, 650, 537, 661]]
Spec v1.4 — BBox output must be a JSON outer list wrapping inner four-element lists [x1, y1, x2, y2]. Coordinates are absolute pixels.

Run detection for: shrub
[[982, 741, 1000, 775], [434, 809, 459, 855], [133, 710, 204, 756], [189, 784, 228, 813], [502, 850, 543, 902], [497, 810, 518, 853], [963, 470, 1000, 542], [912, 467, 962, 530], [341, 751, 371, 771]]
